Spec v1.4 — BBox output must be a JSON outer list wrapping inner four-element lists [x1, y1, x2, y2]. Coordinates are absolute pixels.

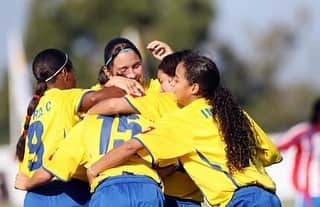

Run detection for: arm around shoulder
[[79, 86, 126, 113]]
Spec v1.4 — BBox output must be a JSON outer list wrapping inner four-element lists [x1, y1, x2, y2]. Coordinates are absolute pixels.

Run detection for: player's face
[[157, 69, 174, 93], [111, 51, 144, 83], [173, 63, 193, 106]]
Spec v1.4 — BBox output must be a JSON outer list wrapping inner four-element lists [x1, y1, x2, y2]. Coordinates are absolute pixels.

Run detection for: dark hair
[[16, 49, 72, 161], [182, 55, 257, 174], [310, 98, 320, 124], [158, 50, 193, 77], [98, 37, 142, 85]]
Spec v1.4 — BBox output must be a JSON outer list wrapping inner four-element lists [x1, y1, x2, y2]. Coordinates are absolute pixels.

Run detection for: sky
[[0, 0, 319, 87]]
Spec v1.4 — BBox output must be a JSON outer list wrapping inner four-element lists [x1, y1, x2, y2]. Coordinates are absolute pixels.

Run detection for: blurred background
[[1, 0, 319, 206]]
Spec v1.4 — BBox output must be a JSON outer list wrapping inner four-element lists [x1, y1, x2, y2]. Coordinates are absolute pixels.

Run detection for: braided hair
[[16, 49, 72, 161]]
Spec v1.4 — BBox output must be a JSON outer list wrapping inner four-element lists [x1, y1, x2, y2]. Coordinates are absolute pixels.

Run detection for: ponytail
[[16, 81, 47, 161], [98, 66, 109, 85], [210, 86, 257, 174], [181, 54, 258, 174]]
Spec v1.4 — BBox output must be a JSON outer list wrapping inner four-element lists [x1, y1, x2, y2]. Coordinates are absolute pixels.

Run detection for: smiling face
[[173, 62, 197, 106], [110, 50, 144, 83]]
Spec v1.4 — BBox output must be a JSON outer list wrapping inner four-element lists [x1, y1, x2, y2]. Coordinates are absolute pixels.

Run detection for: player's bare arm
[[87, 139, 143, 180], [87, 97, 137, 115], [15, 168, 53, 190], [79, 86, 126, 113]]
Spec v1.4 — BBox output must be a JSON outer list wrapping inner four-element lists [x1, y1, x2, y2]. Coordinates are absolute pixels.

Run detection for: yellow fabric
[[125, 92, 178, 122], [142, 78, 160, 93], [43, 114, 161, 192], [162, 170, 203, 202], [19, 88, 86, 177], [90, 83, 102, 91], [135, 98, 282, 207], [126, 91, 202, 201]]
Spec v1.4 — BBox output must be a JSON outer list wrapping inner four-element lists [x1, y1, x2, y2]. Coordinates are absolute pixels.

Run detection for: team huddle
[[14, 37, 282, 207]]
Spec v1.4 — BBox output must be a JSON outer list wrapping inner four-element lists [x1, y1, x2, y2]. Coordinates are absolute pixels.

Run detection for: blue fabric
[[226, 186, 281, 207], [295, 194, 320, 207], [23, 179, 91, 207], [89, 174, 164, 207], [165, 195, 201, 207]]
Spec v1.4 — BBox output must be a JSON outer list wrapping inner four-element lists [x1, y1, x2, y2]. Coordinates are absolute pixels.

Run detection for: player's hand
[[87, 167, 96, 185], [15, 172, 29, 190], [147, 40, 173, 61], [105, 76, 144, 97]]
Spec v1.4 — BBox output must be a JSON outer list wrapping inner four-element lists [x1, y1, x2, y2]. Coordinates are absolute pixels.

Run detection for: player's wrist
[[87, 166, 98, 177]]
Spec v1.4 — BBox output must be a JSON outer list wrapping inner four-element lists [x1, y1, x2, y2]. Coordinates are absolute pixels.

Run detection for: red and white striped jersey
[[277, 122, 320, 196]]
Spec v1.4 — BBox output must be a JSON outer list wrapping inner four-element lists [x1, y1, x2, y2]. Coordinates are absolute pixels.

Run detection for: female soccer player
[[15, 39, 174, 207], [15, 50, 198, 207], [15, 113, 165, 207], [87, 53, 283, 207], [15, 48, 124, 207], [94, 37, 173, 94], [89, 50, 203, 207]]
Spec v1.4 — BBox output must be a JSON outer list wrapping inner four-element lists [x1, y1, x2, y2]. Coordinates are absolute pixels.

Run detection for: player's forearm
[[87, 97, 137, 115], [79, 86, 126, 113], [26, 168, 53, 190], [89, 139, 143, 177]]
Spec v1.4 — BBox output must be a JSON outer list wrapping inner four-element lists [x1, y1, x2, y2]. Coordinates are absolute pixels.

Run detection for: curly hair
[[182, 54, 258, 174]]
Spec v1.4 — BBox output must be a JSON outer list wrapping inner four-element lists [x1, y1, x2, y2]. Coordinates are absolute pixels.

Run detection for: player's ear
[[61, 68, 70, 81], [191, 83, 200, 95]]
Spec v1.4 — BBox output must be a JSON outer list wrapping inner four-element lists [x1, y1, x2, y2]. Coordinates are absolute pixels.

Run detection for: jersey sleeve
[[134, 111, 194, 165], [63, 88, 91, 115], [42, 121, 86, 181], [246, 112, 282, 166], [125, 92, 178, 122]]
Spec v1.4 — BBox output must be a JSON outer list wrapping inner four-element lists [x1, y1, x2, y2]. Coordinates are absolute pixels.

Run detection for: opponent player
[[87, 54, 283, 207], [277, 98, 320, 207], [15, 48, 125, 207]]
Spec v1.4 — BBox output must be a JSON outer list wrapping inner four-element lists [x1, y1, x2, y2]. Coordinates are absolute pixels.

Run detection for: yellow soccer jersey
[[142, 78, 160, 93], [90, 83, 102, 91], [135, 98, 282, 207], [19, 88, 86, 177], [43, 114, 161, 192], [125, 91, 202, 201], [125, 92, 178, 122]]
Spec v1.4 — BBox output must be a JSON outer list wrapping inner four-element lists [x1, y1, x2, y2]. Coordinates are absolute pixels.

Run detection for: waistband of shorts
[[235, 184, 276, 195], [96, 171, 160, 190]]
